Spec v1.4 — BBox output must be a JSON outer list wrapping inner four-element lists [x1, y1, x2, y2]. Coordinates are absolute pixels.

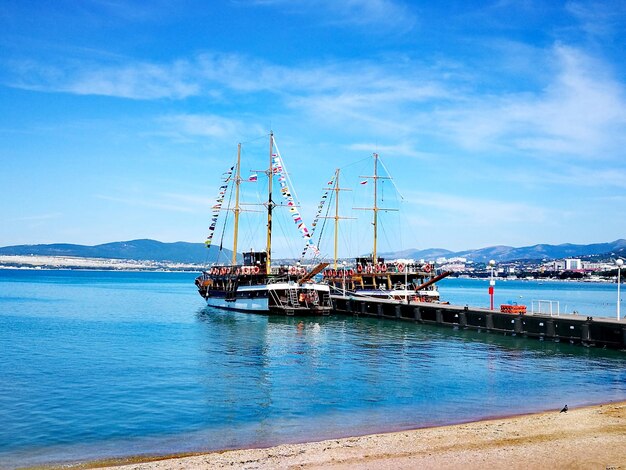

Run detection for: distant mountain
[[379, 248, 454, 261], [0, 239, 232, 264], [382, 239, 626, 263], [2, 238, 624, 264]]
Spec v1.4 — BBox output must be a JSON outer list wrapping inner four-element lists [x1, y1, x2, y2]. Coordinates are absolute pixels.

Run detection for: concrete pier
[[332, 296, 626, 349]]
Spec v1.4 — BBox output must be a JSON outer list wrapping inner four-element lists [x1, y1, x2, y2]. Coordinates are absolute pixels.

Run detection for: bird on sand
[[560, 405, 568, 413]]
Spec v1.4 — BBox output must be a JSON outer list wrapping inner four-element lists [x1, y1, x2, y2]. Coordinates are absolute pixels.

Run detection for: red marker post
[[488, 260, 496, 310]]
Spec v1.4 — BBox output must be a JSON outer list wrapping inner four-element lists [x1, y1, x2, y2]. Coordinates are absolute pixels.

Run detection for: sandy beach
[[75, 401, 626, 470]]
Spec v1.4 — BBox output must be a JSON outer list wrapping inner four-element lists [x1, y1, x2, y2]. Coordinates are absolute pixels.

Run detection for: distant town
[[0, 253, 623, 282], [436, 255, 621, 281]]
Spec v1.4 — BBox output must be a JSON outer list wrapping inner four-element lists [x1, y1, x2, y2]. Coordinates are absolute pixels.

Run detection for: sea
[[0, 269, 625, 468]]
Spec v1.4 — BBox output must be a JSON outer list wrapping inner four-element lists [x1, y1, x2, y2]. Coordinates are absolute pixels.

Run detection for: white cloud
[[7, 42, 626, 166], [10, 58, 200, 99], [247, 0, 416, 31], [95, 194, 196, 213], [346, 142, 430, 159], [566, 1, 626, 37], [406, 190, 550, 226], [7, 213, 63, 222], [157, 114, 253, 140], [161, 193, 215, 208], [433, 44, 626, 159]]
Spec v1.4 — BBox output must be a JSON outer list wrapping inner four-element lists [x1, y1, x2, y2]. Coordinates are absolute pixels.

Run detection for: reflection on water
[[0, 270, 625, 468]]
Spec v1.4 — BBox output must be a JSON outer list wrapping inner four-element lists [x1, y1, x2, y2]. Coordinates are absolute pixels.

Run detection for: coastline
[[0, 255, 202, 272], [68, 401, 626, 470]]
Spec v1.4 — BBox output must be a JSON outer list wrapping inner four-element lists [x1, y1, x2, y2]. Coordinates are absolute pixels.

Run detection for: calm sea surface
[[0, 270, 624, 468]]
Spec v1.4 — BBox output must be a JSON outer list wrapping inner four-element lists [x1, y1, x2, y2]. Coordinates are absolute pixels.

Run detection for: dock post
[[377, 303, 383, 317], [546, 320, 556, 338], [486, 313, 494, 330], [435, 309, 443, 324], [360, 301, 367, 315], [514, 316, 523, 334], [581, 322, 591, 342], [413, 307, 422, 321], [395, 305, 402, 319], [458, 311, 467, 327]]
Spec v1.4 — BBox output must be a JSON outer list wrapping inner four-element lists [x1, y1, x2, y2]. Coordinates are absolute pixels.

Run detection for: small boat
[[195, 133, 332, 316]]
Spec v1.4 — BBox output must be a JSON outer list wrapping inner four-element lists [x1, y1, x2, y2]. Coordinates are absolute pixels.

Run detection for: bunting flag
[[360, 180, 368, 185], [299, 172, 336, 260], [205, 164, 235, 247], [271, 151, 320, 256], [248, 174, 258, 182]]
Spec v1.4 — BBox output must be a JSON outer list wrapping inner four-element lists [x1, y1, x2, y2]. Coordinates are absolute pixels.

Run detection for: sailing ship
[[319, 153, 450, 302], [195, 133, 332, 315]]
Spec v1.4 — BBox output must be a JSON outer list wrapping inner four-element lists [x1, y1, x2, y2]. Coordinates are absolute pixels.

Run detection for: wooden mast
[[333, 168, 340, 269], [319, 169, 353, 269], [265, 132, 274, 274], [355, 153, 395, 265], [231, 143, 241, 265], [373, 153, 379, 264]]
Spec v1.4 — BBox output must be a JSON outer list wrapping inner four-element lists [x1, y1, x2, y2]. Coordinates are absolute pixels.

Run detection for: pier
[[331, 295, 626, 349]]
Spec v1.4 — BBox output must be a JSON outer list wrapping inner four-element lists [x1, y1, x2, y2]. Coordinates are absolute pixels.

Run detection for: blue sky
[[1, 0, 625, 256]]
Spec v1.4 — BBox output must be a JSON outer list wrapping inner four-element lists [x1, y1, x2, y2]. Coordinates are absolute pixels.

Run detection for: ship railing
[[531, 300, 560, 316]]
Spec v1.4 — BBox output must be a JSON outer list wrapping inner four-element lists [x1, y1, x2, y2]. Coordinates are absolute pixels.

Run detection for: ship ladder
[[225, 278, 239, 301], [321, 292, 331, 309], [288, 288, 300, 307]]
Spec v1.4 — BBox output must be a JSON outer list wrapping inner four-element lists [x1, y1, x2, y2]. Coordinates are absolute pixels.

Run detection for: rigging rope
[[217, 166, 236, 264]]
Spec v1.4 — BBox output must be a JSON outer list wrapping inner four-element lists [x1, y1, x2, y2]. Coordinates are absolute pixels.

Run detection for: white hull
[[205, 296, 270, 312], [203, 281, 331, 314]]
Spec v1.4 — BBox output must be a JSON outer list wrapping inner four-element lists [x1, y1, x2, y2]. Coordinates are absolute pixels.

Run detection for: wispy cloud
[[95, 194, 196, 213], [247, 0, 417, 31], [407, 190, 550, 225], [346, 142, 431, 159], [161, 192, 215, 208], [7, 213, 63, 222], [387, 189, 566, 249], [156, 114, 256, 141], [432, 44, 626, 159], [6, 42, 626, 165], [566, 1, 626, 37], [9, 58, 200, 99]]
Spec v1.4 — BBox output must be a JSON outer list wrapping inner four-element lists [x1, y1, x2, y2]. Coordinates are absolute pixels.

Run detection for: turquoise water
[[0, 270, 625, 468], [439, 277, 622, 318]]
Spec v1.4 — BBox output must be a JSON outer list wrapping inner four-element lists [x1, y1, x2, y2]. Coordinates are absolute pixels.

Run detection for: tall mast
[[265, 132, 274, 273], [333, 168, 340, 269], [320, 169, 353, 269], [355, 153, 395, 264], [373, 153, 379, 263], [231, 143, 242, 265]]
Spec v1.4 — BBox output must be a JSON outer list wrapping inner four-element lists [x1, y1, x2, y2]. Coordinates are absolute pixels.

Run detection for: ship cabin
[[322, 256, 443, 300]]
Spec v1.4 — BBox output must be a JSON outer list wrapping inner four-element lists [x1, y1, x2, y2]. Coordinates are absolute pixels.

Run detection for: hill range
[[1, 239, 625, 264], [0, 239, 233, 265], [381, 239, 626, 263]]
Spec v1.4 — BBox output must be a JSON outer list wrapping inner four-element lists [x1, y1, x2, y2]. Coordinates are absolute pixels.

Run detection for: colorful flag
[[360, 180, 368, 185], [248, 174, 258, 182]]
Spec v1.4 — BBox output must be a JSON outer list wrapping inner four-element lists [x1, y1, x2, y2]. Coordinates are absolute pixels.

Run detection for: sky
[[1, 0, 625, 257]]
